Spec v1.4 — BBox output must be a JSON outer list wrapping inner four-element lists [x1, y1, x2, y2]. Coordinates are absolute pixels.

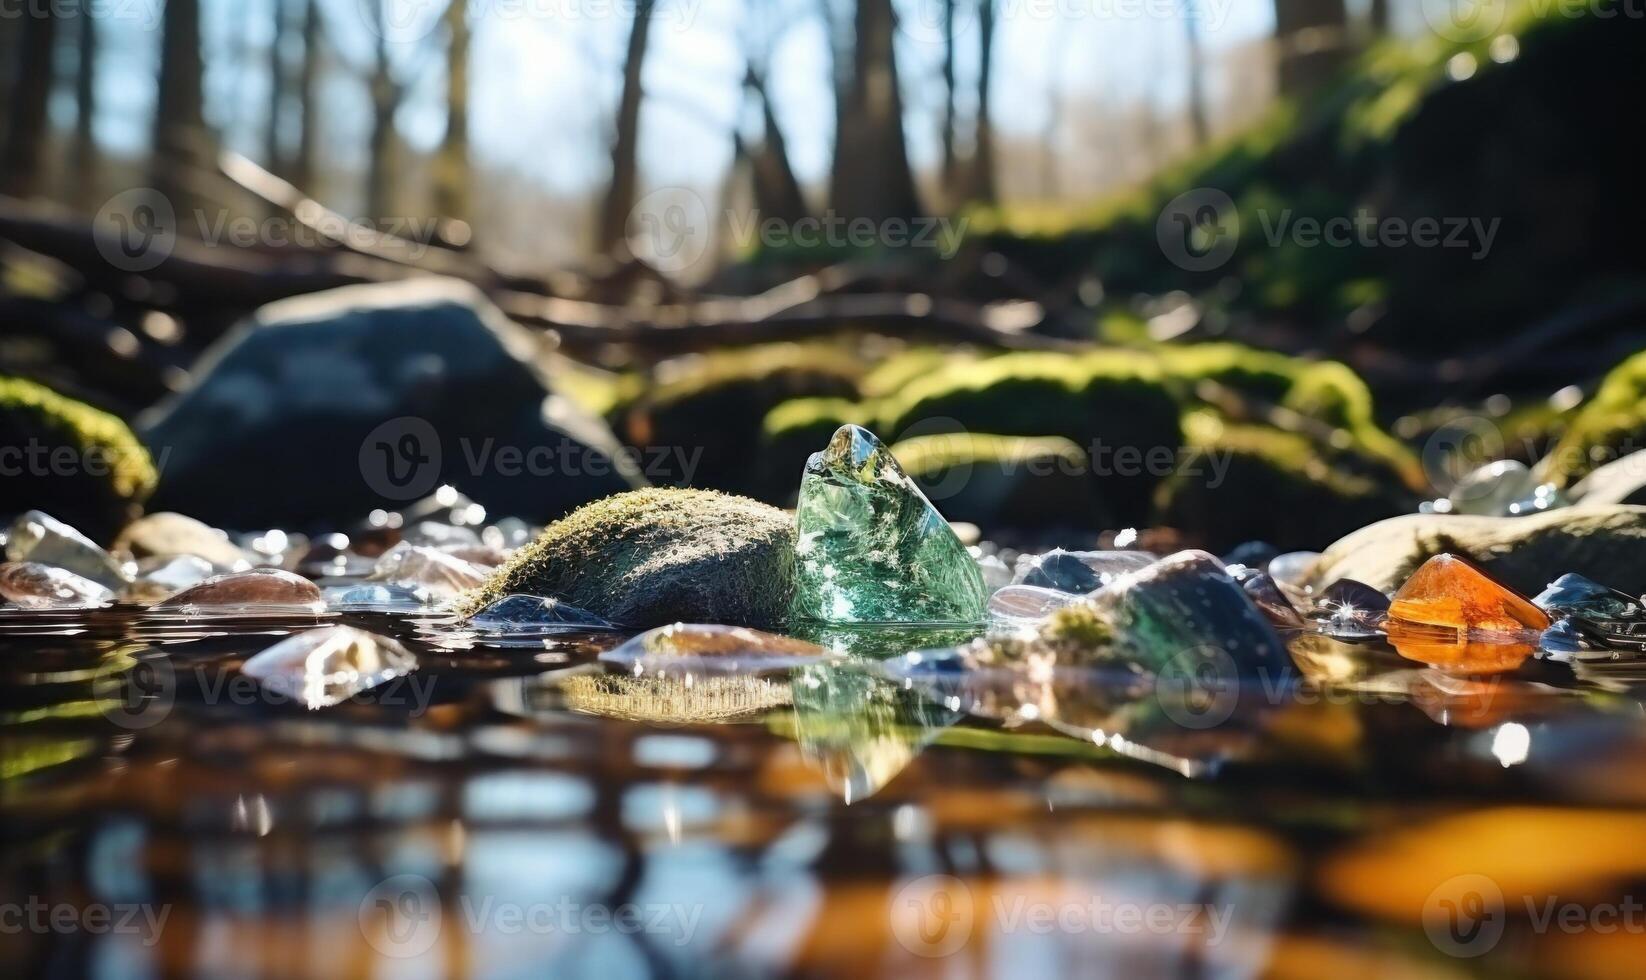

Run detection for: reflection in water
[[557, 670, 793, 724], [784, 664, 959, 804]]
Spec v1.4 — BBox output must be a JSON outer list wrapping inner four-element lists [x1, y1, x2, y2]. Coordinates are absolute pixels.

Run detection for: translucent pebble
[[1447, 460, 1539, 517], [468, 594, 616, 633], [368, 542, 490, 600], [987, 584, 1085, 633], [600, 623, 826, 677], [152, 568, 326, 616], [1314, 578, 1391, 639], [324, 583, 434, 613], [975, 552, 1013, 592], [241, 626, 417, 709], [1226, 564, 1304, 629], [119, 555, 215, 604], [5, 510, 129, 588], [1011, 549, 1156, 593], [0, 561, 114, 609], [1267, 551, 1321, 605], [1533, 572, 1642, 620], [1389, 554, 1550, 632]]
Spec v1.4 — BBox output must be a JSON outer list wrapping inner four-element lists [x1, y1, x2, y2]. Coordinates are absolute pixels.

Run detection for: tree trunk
[[1368, 0, 1390, 34], [828, 0, 921, 222], [970, 0, 997, 204], [366, 22, 398, 219], [266, 0, 290, 177], [744, 66, 808, 226], [1, 8, 60, 199], [73, 1, 99, 205], [292, 0, 320, 194], [1273, 0, 1351, 98], [434, 0, 472, 222], [597, 0, 658, 255], [153, 0, 208, 211], [940, 0, 958, 198], [1183, 0, 1210, 148]]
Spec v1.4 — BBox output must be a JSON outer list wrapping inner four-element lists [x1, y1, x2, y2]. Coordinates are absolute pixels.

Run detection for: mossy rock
[[460, 488, 795, 629], [889, 432, 1105, 531], [619, 344, 862, 501], [759, 397, 873, 505], [1155, 412, 1412, 553], [877, 350, 1183, 524], [1546, 350, 1646, 487], [1, 376, 156, 542]]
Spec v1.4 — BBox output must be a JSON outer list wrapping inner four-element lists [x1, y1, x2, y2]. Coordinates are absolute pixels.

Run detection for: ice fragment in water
[[1533, 572, 1642, 620], [119, 555, 215, 604], [5, 511, 128, 588], [0, 561, 114, 609], [368, 542, 490, 600], [241, 626, 417, 708]]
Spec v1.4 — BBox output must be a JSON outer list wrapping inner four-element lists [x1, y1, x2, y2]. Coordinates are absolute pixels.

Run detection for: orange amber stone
[[1388, 554, 1551, 633]]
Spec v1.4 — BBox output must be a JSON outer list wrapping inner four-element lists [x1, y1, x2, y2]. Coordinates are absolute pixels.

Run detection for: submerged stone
[[468, 594, 616, 633], [1388, 554, 1551, 632], [1385, 620, 1535, 674], [1314, 578, 1391, 638], [1012, 549, 1156, 594], [791, 425, 986, 624], [324, 583, 434, 613], [152, 569, 326, 616], [600, 623, 825, 676], [1533, 572, 1642, 620], [241, 626, 417, 709], [5, 511, 128, 588], [462, 488, 795, 628], [119, 555, 216, 604], [0, 561, 114, 609], [369, 542, 490, 600], [1076, 551, 1291, 679], [112, 512, 249, 568]]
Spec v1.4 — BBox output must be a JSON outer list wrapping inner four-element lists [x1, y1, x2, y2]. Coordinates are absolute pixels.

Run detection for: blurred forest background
[[3, 0, 1645, 548]]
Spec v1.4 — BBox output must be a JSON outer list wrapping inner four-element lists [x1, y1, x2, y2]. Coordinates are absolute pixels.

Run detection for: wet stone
[[468, 594, 616, 633], [1385, 620, 1535, 675], [5, 511, 129, 588], [240, 625, 417, 709], [987, 584, 1086, 634], [1267, 551, 1321, 606], [1222, 541, 1280, 571], [119, 555, 216, 604], [1314, 578, 1392, 638], [1012, 549, 1157, 594], [791, 425, 987, 624], [0, 561, 114, 609], [600, 623, 826, 677], [152, 569, 326, 616], [1226, 564, 1304, 629], [113, 512, 249, 568], [1388, 554, 1551, 633], [1533, 572, 1642, 620], [1078, 550, 1292, 679]]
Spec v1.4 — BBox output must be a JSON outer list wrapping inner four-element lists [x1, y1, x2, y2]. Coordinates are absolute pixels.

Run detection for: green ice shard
[[791, 425, 987, 625]]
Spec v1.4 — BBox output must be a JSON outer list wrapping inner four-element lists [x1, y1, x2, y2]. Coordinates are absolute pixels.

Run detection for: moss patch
[[460, 488, 796, 628], [1, 376, 156, 542], [1546, 350, 1646, 486]]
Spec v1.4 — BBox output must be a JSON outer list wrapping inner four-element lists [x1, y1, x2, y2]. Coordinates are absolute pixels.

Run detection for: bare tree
[[153, 0, 209, 210], [1, 6, 61, 199], [828, 0, 921, 222], [940, 0, 959, 198], [1273, 0, 1351, 97], [1182, 0, 1210, 147], [73, 0, 100, 205], [434, 0, 472, 222], [291, 0, 321, 194], [969, 0, 997, 204], [365, 10, 401, 219], [743, 65, 809, 225], [266, 0, 292, 177], [597, 0, 659, 255]]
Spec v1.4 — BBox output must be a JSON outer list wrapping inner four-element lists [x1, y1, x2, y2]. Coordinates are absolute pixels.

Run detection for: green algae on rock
[[791, 425, 986, 625], [461, 488, 795, 628], [1, 376, 156, 542]]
